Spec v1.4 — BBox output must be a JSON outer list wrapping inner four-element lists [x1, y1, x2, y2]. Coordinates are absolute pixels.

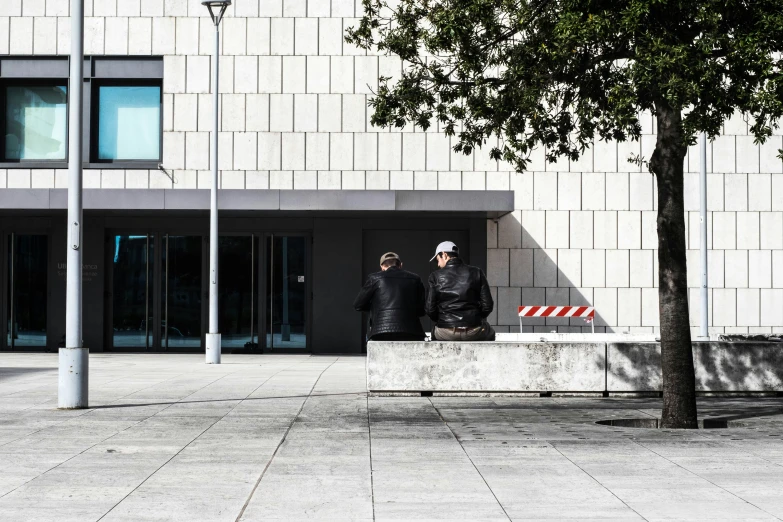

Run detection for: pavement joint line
[[367, 393, 376, 522], [86, 391, 370, 410], [717, 435, 783, 471], [95, 359, 301, 522], [548, 442, 651, 522], [0, 411, 150, 500], [1, 362, 248, 500], [633, 439, 783, 521], [234, 357, 341, 522], [427, 397, 513, 522], [0, 358, 208, 447]]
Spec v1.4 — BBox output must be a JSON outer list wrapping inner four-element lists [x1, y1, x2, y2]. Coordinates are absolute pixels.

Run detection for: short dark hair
[[382, 258, 401, 268], [439, 251, 458, 259]]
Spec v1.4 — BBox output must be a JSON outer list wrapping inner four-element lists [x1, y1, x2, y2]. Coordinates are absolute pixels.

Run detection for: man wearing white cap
[[426, 241, 495, 341]]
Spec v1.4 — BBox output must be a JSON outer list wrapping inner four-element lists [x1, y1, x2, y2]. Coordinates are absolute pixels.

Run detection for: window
[[96, 85, 161, 162], [3, 84, 68, 161], [0, 56, 163, 169]]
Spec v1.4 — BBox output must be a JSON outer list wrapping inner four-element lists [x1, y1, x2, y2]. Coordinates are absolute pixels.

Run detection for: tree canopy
[[347, 0, 783, 170]]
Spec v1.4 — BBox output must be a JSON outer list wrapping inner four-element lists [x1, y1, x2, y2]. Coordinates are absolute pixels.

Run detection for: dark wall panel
[[469, 217, 488, 273], [312, 218, 363, 354]]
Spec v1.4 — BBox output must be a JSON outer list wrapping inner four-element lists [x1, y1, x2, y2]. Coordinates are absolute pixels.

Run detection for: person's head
[[379, 252, 402, 271], [430, 241, 459, 268]]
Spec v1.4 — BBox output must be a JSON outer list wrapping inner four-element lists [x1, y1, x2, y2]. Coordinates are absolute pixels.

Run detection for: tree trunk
[[650, 100, 698, 429]]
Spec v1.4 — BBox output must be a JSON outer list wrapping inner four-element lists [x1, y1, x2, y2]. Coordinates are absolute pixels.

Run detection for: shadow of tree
[[605, 342, 783, 392]]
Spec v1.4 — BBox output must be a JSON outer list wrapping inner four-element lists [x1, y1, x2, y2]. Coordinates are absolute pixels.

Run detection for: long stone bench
[[367, 341, 783, 394]]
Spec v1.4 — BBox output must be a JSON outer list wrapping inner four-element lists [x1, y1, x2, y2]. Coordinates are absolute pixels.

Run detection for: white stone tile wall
[[1, 2, 782, 333]]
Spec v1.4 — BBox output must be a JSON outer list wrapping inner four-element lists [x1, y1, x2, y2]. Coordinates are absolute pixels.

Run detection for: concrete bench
[[366, 340, 783, 394]]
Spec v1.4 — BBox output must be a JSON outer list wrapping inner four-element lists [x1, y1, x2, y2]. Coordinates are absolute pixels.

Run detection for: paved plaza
[[1, 354, 783, 521]]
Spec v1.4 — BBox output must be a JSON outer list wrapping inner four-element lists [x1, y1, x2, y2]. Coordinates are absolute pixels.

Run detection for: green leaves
[[346, 0, 783, 170]]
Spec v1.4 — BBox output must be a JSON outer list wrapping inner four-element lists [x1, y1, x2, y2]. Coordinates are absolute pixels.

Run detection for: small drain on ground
[[596, 418, 746, 429]]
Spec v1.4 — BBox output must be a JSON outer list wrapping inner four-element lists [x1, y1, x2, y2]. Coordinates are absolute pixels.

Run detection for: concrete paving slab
[[1, 353, 783, 522]]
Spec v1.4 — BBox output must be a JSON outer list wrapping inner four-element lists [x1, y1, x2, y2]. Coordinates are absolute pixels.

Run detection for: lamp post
[[699, 131, 709, 340], [203, 0, 230, 364], [59, 0, 87, 408]]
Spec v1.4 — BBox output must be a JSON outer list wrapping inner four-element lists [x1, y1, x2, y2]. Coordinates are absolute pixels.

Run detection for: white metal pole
[[205, 16, 221, 364], [698, 131, 709, 340], [59, 0, 88, 408]]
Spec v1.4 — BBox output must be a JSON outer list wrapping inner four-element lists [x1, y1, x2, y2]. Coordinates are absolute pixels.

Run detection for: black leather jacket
[[353, 267, 426, 338], [426, 258, 494, 328]]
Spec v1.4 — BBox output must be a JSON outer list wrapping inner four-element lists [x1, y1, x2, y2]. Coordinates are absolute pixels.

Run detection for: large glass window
[[97, 85, 161, 161], [4, 85, 67, 161]]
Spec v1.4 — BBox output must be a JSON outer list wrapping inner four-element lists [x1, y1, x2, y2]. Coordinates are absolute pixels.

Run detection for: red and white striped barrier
[[518, 306, 595, 333]]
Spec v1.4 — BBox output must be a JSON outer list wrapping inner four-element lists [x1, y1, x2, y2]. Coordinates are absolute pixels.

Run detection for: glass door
[[111, 234, 154, 348], [162, 235, 203, 349], [219, 235, 257, 349], [5, 234, 48, 349], [265, 235, 308, 350]]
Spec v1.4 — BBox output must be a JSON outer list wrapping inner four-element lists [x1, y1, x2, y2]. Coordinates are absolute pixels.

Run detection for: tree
[[347, 0, 783, 428]]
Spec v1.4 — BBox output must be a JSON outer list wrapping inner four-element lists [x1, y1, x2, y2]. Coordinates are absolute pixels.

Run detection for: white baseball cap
[[430, 241, 459, 261]]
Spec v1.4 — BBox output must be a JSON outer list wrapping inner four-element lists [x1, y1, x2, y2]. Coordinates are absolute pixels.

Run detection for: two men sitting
[[354, 241, 495, 342]]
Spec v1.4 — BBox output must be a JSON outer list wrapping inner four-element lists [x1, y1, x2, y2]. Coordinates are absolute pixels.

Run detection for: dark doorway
[[218, 235, 257, 349], [161, 235, 203, 349], [111, 234, 154, 349], [108, 233, 205, 350], [4, 234, 48, 350], [264, 235, 308, 351]]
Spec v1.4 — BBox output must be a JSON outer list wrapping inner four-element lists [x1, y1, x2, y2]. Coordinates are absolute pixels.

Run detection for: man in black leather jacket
[[354, 252, 426, 341], [426, 241, 495, 341]]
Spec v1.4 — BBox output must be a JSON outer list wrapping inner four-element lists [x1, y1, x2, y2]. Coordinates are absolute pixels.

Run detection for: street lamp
[[203, 0, 230, 364], [59, 0, 87, 408]]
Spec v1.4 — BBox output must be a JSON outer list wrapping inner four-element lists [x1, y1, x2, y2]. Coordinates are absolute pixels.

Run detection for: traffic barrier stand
[[518, 306, 595, 334]]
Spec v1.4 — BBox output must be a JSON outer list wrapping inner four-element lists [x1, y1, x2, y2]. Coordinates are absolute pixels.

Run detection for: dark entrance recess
[[218, 236, 256, 350], [265, 235, 308, 351], [35, 211, 486, 354], [107, 228, 312, 353], [3, 234, 48, 350], [110, 233, 204, 350]]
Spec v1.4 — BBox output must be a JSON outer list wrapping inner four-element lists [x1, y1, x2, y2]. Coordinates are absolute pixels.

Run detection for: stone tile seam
[[426, 397, 513, 522], [548, 442, 651, 521], [94, 360, 296, 521], [633, 439, 783, 521], [234, 357, 341, 522], [366, 393, 376, 522], [0, 360, 198, 444]]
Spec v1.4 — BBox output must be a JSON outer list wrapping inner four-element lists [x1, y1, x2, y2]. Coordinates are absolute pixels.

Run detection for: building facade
[[1, 0, 782, 354]]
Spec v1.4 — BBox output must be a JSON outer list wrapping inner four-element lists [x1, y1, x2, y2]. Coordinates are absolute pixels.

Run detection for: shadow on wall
[[605, 342, 783, 391], [490, 210, 634, 334]]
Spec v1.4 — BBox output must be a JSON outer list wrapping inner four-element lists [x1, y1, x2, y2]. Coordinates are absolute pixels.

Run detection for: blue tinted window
[[98, 86, 161, 161], [5, 85, 68, 160]]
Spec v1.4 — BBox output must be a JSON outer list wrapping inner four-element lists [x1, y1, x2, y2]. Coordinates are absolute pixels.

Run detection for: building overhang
[[0, 189, 514, 217]]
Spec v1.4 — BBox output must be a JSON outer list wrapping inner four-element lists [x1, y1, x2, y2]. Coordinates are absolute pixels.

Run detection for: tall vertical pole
[[59, 0, 88, 408], [699, 131, 709, 340], [281, 237, 290, 342], [205, 14, 221, 364]]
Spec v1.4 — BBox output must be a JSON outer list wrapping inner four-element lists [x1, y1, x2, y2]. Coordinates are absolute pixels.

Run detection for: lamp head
[[202, 0, 231, 25]]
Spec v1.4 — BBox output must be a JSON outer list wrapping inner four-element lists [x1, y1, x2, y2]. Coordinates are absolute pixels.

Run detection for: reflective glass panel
[[5, 86, 67, 160], [266, 236, 307, 349], [112, 235, 154, 348], [162, 236, 202, 348], [219, 236, 255, 349], [6, 235, 48, 348], [98, 86, 161, 160]]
